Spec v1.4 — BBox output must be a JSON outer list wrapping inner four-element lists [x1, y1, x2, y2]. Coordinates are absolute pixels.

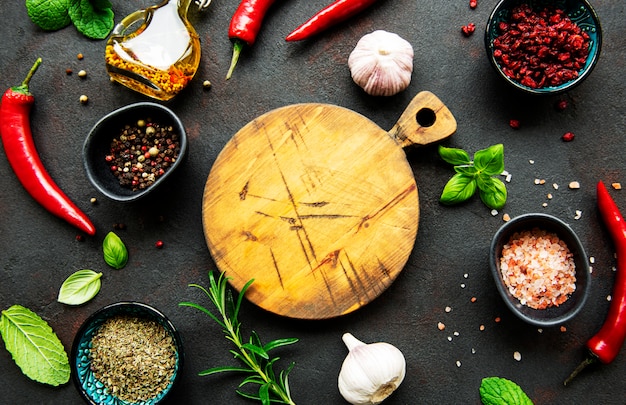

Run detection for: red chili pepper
[[564, 180, 626, 385], [0, 59, 96, 236], [285, 0, 379, 42], [226, 0, 278, 80]]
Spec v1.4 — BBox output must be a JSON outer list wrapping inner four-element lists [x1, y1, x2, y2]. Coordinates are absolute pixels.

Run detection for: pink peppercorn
[[509, 119, 521, 129], [562, 132, 575, 142], [469, 0, 477, 9], [155, 240, 164, 249], [555, 100, 569, 111], [462, 23, 476, 37]]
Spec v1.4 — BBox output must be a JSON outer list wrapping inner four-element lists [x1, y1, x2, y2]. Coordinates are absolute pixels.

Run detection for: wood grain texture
[[202, 91, 456, 319]]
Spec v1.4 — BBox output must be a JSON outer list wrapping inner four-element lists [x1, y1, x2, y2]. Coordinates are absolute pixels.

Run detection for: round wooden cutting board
[[202, 91, 456, 319]]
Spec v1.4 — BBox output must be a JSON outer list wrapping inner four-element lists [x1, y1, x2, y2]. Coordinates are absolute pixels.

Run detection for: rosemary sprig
[[180, 271, 298, 405]]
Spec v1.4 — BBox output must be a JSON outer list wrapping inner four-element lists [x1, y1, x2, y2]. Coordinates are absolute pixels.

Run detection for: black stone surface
[[0, 1, 624, 404]]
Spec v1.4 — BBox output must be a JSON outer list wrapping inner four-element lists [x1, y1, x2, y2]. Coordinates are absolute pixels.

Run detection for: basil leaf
[[474, 144, 504, 176], [26, 0, 72, 31], [454, 165, 478, 176], [58, 269, 102, 305], [0, 305, 70, 386], [479, 177, 508, 210], [439, 145, 471, 166], [440, 173, 476, 205], [103, 231, 128, 269], [68, 0, 114, 39], [480, 377, 534, 405]]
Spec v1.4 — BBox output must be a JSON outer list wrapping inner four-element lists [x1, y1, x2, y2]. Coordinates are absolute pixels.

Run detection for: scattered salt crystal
[[461, 283, 466, 288], [456, 361, 462, 368], [491, 209, 499, 216], [537, 329, 543, 334], [513, 351, 522, 361], [505, 173, 512, 182], [547, 193, 553, 199], [454, 331, 460, 337], [448, 336, 453, 342], [534, 179, 541, 185], [553, 183, 559, 190], [445, 306, 452, 313], [574, 210, 582, 220], [464, 273, 469, 279], [529, 160, 535, 164], [542, 203, 548, 208], [589, 257, 595, 264], [612, 183, 622, 190], [503, 213, 511, 222], [589, 267, 593, 274], [479, 325, 485, 331], [608, 295, 612, 302], [438, 322, 446, 331], [569, 181, 580, 189], [471, 348, 476, 354]]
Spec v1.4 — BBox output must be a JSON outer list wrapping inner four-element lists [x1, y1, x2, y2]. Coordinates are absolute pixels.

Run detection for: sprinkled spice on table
[[500, 228, 576, 309], [89, 315, 177, 403], [106, 119, 181, 191]]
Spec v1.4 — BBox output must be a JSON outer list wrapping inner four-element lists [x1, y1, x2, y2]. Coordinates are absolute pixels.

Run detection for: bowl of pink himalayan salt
[[490, 213, 590, 327]]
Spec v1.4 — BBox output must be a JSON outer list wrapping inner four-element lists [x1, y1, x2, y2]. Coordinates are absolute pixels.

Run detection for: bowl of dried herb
[[71, 302, 184, 404], [83, 102, 188, 202]]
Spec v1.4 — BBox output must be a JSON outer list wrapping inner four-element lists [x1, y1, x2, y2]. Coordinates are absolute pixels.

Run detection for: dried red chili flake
[[462, 23, 476, 37], [561, 132, 575, 142], [492, 4, 591, 89], [509, 119, 521, 129]]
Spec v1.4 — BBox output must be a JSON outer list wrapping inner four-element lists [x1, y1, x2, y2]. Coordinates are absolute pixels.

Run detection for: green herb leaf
[[58, 269, 102, 305], [474, 144, 504, 176], [479, 177, 508, 210], [454, 165, 478, 176], [480, 377, 534, 405], [26, 0, 72, 31], [68, 0, 114, 39], [440, 173, 477, 205], [0, 305, 70, 386], [439, 145, 471, 166], [103, 231, 128, 269]]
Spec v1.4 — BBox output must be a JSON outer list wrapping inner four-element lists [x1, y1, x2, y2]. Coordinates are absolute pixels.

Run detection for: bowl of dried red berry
[[485, 0, 602, 95], [489, 213, 591, 327], [83, 102, 188, 202]]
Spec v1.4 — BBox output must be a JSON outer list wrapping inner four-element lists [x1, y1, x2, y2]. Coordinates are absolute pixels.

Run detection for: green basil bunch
[[439, 144, 507, 210]]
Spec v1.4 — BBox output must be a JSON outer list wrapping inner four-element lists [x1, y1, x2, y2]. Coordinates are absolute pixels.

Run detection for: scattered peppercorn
[[461, 23, 476, 37], [78, 70, 87, 78], [155, 240, 164, 249], [79, 95, 88, 104], [562, 132, 575, 142], [77, 53, 84, 60], [509, 119, 521, 129], [555, 99, 569, 111], [107, 119, 181, 191], [90, 197, 97, 204], [492, 4, 591, 89], [66, 68, 73, 75], [203, 80, 212, 89], [75, 234, 84, 242]]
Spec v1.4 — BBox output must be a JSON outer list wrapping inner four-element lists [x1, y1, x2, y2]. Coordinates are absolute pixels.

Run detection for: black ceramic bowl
[[489, 213, 590, 326], [83, 102, 188, 202], [485, 0, 602, 95], [71, 302, 184, 405]]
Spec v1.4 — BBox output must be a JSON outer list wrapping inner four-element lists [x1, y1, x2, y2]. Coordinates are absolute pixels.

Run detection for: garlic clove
[[348, 30, 414, 97], [338, 333, 406, 405]]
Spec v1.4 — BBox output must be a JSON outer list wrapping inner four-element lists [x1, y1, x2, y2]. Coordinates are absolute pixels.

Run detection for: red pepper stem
[[563, 354, 597, 386], [13, 58, 42, 95], [226, 40, 244, 80]]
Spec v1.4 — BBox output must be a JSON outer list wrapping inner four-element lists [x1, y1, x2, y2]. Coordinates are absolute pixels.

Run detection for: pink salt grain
[[500, 228, 576, 309]]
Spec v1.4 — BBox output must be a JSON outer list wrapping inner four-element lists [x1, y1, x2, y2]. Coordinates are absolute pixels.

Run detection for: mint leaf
[[479, 177, 507, 209], [58, 269, 102, 305], [474, 144, 504, 176], [103, 231, 128, 269], [68, 0, 114, 39], [480, 377, 533, 405], [439, 145, 471, 166], [26, 0, 72, 31], [440, 173, 476, 205], [0, 305, 70, 386]]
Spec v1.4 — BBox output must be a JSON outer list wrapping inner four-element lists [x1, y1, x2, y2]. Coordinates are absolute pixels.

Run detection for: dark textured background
[[0, 0, 624, 403]]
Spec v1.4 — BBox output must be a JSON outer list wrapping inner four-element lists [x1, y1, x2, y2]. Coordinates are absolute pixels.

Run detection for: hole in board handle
[[415, 108, 436, 127]]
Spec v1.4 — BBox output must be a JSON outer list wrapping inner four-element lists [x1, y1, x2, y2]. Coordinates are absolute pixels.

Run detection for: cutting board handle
[[388, 91, 457, 149]]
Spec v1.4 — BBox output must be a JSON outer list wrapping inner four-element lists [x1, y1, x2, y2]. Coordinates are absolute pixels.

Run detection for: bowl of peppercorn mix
[[83, 102, 188, 202], [489, 213, 591, 327], [484, 0, 602, 95], [71, 302, 184, 405]]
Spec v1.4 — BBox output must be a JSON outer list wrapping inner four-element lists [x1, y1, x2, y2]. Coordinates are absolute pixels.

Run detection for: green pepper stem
[[563, 355, 597, 386], [13, 58, 42, 95], [225, 41, 244, 80]]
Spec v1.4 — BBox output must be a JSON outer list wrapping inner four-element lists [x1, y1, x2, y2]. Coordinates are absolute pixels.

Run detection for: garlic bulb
[[337, 333, 406, 405], [348, 30, 414, 97]]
